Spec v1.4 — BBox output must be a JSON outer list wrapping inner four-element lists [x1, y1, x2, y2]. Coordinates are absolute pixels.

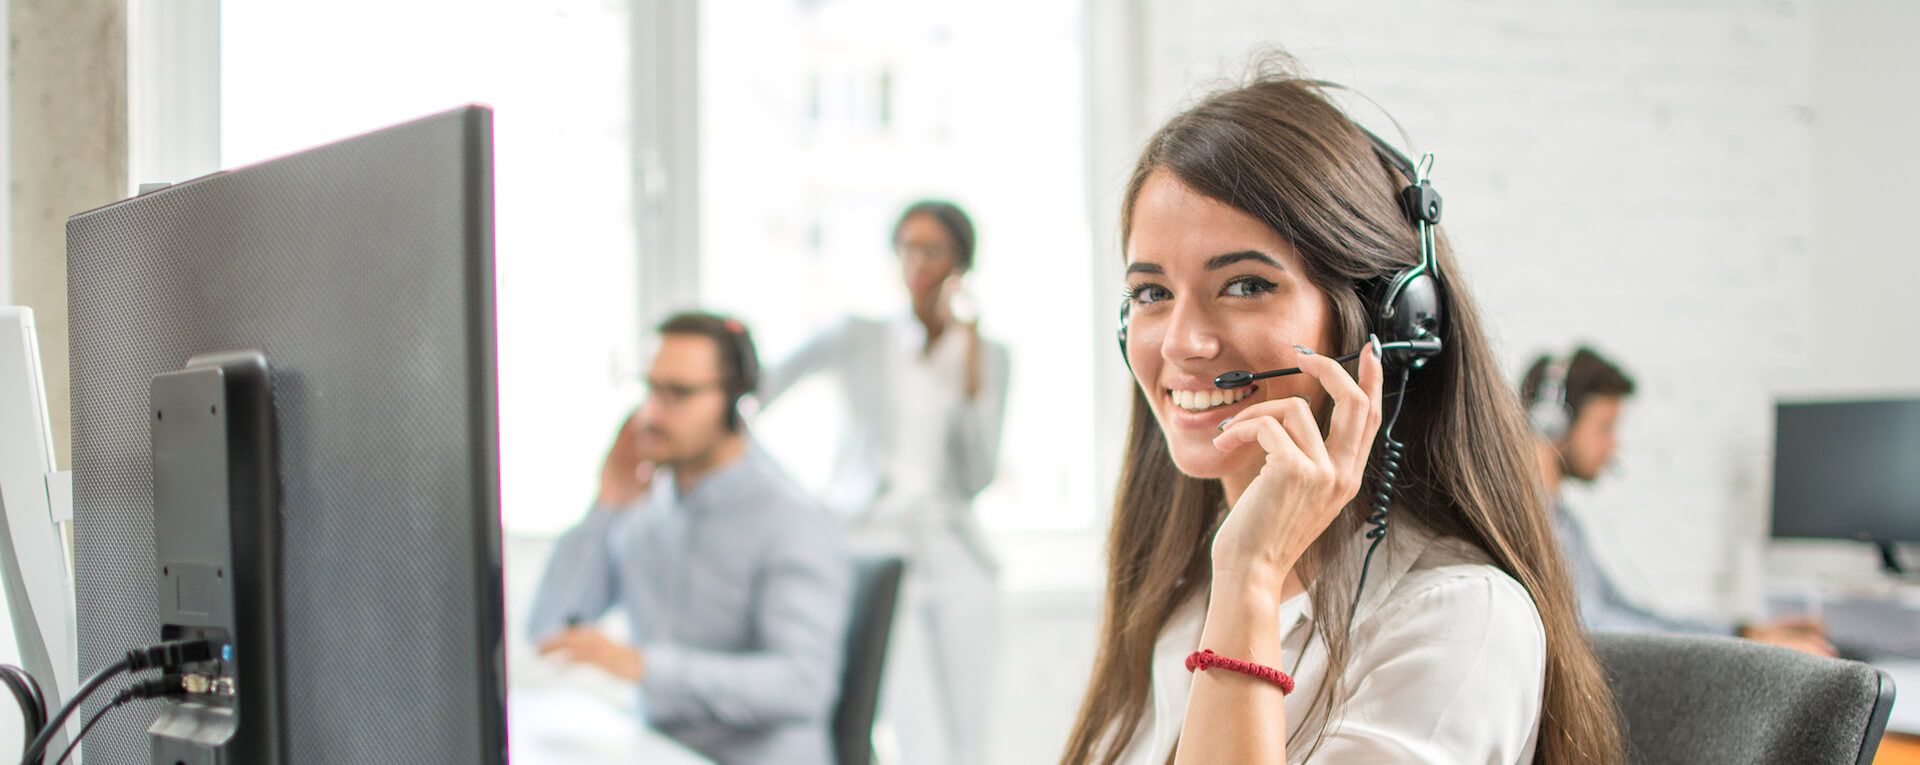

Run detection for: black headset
[[717, 318, 759, 432], [1115, 128, 1446, 378]]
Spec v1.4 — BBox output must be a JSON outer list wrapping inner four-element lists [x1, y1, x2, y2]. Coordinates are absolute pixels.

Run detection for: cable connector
[[124, 639, 220, 672], [112, 673, 188, 704]]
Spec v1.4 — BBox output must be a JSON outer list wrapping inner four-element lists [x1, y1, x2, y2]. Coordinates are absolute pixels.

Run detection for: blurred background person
[[1521, 346, 1833, 655], [759, 200, 1010, 765], [528, 311, 853, 765]]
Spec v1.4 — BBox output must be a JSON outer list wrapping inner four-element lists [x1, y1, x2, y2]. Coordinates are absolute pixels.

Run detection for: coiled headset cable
[[1350, 366, 1412, 625]]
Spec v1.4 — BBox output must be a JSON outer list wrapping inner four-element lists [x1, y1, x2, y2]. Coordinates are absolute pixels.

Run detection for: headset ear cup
[[1372, 270, 1445, 370], [1527, 354, 1572, 441], [1529, 402, 1569, 441], [1117, 301, 1132, 371]]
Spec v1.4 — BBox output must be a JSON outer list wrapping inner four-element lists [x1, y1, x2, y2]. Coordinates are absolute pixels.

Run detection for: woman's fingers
[[1213, 395, 1329, 468], [1290, 339, 1384, 471]]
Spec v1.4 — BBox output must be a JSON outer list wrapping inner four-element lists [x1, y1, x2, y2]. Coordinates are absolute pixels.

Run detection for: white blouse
[[1115, 518, 1547, 764]]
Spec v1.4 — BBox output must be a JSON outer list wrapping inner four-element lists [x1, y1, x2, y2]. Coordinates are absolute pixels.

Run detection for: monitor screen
[[66, 106, 504, 763], [1771, 398, 1920, 543]]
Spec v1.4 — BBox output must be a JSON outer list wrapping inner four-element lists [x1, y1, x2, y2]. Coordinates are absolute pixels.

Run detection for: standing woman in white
[[1060, 60, 1624, 765], [759, 201, 1010, 765]]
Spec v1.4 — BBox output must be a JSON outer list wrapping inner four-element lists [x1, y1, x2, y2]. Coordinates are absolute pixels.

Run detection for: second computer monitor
[[1771, 398, 1920, 561]]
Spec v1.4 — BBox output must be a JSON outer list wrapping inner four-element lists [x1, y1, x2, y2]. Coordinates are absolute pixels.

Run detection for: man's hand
[[598, 412, 655, 509], [537, 626, 646, 682], [1742, 615, 1837, 657]]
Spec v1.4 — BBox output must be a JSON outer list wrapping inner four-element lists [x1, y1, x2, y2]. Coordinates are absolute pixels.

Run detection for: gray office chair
[[1591, 631, 1896, 765], [833, 555, 905, 765]]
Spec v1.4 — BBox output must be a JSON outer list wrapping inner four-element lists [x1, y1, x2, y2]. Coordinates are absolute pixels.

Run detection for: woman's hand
[[1742, 615, 1838, 657], [1209, 338, 1385, 589], [941, 274, 986, 399]]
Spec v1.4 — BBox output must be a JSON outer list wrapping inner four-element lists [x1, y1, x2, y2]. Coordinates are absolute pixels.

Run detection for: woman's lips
[[1161, 384, 1260, 429]]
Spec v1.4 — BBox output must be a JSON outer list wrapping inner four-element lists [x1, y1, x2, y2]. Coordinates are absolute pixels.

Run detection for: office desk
[[509, 688, 712, 765], [1770, 588, 1920, 730], [1878, 733, 1920, 764], [1881, 660, 1920, 736]]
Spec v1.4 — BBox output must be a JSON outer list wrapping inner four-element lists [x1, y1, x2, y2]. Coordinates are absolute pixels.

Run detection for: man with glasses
[[528, 311, 853, 765]]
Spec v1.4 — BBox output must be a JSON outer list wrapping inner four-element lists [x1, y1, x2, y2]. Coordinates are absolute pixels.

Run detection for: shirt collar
[[1260, 515, 1447, 640], [891, 310, 968, 358], [653, 440, 765, 514], [892, 311, 927, 352], [1346, 514, 1442, 623]]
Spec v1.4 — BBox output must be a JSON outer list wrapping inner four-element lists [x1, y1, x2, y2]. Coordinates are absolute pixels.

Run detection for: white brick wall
[[1119, 0, 1826, 621], [988, 1, 1920, 759]]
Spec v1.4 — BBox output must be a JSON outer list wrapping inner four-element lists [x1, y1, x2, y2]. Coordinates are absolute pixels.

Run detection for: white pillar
[[630, 0, 701, 326], [128, 0, 220, 192], [8, 0, 129, 469]]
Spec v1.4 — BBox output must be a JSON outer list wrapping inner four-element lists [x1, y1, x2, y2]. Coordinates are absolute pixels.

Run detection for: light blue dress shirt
[[1552, 500, 1733, 636], [527, 444, 853, 765]]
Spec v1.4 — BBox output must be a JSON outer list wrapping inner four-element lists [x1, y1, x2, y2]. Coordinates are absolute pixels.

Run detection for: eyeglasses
[[895, 240, 959, 263], [643, 379, 726, 407]]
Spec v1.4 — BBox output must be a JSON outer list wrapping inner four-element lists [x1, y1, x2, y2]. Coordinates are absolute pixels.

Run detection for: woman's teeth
[[1169, 386, 1251, 412]]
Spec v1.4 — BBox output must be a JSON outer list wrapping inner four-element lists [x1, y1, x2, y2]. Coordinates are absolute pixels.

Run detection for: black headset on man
[[717, 317, 760, 433], [1114, 126, 1449, 620]]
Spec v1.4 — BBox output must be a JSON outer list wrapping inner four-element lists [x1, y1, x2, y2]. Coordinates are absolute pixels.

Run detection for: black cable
[[48, 675, 184, 765], [1350, 366, 1412, 626], [18, 658, 125, 765], [1, 665, 47, 765], [1, 665, 46, 736], [2, 665, 46, 733], [21, 639, 215, 765], [47, 698, 122, 765]]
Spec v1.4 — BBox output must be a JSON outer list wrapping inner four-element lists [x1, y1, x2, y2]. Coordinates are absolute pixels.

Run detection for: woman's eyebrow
[[1205, 250, 1283, 271], [1127, 251, 1282, 276]]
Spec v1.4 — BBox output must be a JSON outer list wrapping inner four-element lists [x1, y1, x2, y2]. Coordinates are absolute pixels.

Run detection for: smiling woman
[[1062, 57, 1624, 765]]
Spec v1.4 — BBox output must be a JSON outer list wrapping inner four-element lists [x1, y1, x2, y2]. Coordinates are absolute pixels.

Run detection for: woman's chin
[[1167, 439, 1258, 480]]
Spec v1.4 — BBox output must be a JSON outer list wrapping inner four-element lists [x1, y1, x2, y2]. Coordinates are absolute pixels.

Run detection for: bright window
[[222, 0, 642, 534], [699, 0, 1096, 529], [221, 0, 1097, 533]]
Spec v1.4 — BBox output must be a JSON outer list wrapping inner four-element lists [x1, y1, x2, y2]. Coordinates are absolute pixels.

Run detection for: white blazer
[[760, 314, 1010, 568]]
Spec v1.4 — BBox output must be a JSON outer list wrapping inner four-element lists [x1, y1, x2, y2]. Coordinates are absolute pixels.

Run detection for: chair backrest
[[833, 555, 905, 765], [1591, 631, 1896, 765]]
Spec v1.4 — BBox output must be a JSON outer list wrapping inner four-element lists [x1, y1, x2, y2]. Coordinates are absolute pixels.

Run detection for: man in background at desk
[[528, 311, 854, 765], [1521, 346, 1833, 655]]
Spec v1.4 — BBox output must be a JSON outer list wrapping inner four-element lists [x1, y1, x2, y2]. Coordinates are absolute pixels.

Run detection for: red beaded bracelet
[[1185, 649, 1296, 695]]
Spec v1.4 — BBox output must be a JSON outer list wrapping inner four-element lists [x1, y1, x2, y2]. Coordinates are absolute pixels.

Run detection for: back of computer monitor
[[66, 106, 504, 764]]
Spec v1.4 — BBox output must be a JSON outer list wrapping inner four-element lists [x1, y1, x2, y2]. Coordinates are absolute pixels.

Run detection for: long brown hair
[[1061, 62, 1622, 764]]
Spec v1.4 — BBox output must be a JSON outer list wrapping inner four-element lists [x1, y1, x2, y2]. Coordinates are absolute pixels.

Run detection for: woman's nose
[[1160, 301, 1222, 362]]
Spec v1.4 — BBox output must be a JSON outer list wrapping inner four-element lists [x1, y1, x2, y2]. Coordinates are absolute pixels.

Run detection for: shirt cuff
[[641, 642, 687, 692], [637, 642, 686, 724]]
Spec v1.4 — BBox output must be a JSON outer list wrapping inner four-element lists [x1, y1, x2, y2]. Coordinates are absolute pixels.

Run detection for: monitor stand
[[148, 350, 284, 764], [1876, 540, 1908, 576]]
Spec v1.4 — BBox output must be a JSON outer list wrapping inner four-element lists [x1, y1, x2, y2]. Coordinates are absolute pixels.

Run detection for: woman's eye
[[1125, 284, 1171, 304], [1223, 276, 1277, 298]]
